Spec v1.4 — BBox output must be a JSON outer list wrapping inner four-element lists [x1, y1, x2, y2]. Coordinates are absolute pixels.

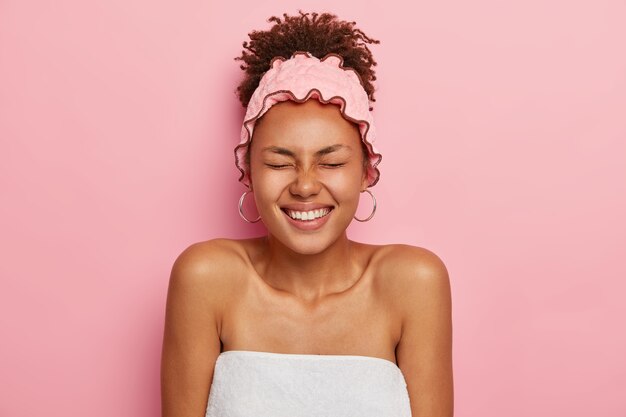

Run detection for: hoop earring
[[353, 189, 376, 222], [238, 190, 261, 223]]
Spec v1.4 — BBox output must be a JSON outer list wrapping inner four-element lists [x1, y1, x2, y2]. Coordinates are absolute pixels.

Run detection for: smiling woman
[[249, 100, 368, 248], [161, 10, 453, 417]]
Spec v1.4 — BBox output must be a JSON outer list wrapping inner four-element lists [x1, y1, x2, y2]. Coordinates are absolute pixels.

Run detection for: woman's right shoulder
[[169, 238, 250, 286]]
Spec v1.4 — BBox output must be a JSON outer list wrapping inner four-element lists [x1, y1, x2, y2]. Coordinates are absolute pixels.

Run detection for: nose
[[289, 167, 321, 198]]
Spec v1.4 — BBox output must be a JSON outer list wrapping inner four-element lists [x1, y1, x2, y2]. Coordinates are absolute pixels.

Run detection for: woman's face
[[249, 99, 369, 254]]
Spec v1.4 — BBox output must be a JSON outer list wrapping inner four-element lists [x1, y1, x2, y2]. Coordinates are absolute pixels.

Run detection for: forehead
[[252, 99, 360, 150]]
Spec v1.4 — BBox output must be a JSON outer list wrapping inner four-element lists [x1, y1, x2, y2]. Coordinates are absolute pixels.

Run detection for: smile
[[283, 207, 332, 221], [281, 207, 334, 230]]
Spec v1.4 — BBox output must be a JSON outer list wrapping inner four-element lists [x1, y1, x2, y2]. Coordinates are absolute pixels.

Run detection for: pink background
[[1, 0, 624, 416]]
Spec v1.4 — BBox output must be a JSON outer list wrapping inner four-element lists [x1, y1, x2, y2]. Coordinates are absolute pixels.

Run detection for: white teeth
[[285, 208, 331, 221]]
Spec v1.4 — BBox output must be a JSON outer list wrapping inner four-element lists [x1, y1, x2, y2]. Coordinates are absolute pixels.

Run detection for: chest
[[219, 272, 402, 361]]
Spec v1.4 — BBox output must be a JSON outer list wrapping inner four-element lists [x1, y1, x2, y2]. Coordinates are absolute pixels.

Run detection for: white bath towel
[[205, 350, 412, 417]]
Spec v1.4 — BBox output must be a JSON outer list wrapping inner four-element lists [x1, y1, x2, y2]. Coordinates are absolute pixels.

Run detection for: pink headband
[[234, 51, 382, 189]]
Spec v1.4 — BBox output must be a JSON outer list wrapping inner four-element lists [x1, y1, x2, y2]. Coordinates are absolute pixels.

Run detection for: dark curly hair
[[234, 10, 381, 110]]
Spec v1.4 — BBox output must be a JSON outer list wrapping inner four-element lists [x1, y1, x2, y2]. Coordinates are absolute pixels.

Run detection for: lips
[[280, 203, 335, 211], [281, 206, 334, 231], [280, 206, 334, 217]]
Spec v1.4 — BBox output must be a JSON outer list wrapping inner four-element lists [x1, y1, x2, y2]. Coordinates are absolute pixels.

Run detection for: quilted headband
[[234, 51, 382, 188]]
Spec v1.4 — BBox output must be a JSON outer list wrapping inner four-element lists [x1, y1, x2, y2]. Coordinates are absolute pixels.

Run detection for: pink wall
[[1, 0, 624, 416]]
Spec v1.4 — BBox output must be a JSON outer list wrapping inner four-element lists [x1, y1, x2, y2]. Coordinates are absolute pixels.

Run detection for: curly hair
[[234, 10, 381, 110]]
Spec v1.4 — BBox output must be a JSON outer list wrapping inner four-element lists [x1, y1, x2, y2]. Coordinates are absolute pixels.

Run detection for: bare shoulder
[[164, 237, 246, 339], [167, 236, 260, 321], [165, 238, 252, 349], [171, 238, 248, 278], [161, 238, 251, 416], [376, 244, 454, 417], [166, 237, 256, 319], [375, 243, 450, 289]]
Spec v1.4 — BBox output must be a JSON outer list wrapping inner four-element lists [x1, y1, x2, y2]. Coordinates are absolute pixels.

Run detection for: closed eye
[[265, 163, 345, 169]]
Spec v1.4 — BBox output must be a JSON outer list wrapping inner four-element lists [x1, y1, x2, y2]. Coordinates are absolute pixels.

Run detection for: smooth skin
[[161, 100, 453, 417]]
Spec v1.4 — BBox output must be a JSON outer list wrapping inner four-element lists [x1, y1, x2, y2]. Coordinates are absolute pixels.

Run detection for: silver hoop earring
[[238, 190, 261, 223], [353, 189, 376, 222]]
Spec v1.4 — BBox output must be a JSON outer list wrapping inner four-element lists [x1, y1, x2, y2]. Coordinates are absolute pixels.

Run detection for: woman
[[161, 11, 453, 417]]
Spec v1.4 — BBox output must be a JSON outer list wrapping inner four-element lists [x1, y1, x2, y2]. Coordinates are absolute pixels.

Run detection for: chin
[[289, 240, 331, 255], [267, 227, 341, 255], [264, 207, 352, 254]]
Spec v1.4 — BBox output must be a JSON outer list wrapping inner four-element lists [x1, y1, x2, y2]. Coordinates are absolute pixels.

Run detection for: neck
[[258, 232, 359, 302]]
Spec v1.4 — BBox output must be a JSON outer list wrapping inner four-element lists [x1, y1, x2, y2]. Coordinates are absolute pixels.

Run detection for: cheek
[[250, 170, 287, 212], [319, 171, 365, 206], [318, 164, 364, 188], [253, 174, 282, 200]]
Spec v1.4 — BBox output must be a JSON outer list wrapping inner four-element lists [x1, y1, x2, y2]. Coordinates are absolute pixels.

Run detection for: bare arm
[[160, 240, 228, 417], [394, 245, 454, 417]]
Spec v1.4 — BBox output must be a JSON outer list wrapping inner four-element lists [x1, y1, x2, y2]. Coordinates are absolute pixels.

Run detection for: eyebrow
[[262, 144, 351, 157]]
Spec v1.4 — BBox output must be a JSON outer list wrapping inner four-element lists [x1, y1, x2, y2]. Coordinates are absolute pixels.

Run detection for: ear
[[360, 169, 369, 191]]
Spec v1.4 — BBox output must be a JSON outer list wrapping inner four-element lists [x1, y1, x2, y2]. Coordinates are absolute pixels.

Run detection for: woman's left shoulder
[[373, 243, 450, 286]]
